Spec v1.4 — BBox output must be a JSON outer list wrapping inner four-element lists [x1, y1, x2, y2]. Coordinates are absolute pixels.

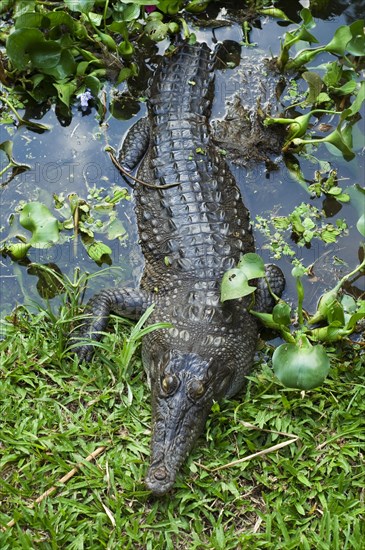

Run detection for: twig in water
[[108, 148, 180, 190]]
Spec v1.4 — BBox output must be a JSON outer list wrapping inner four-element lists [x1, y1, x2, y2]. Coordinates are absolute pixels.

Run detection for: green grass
[[0, 288, 364, 549]]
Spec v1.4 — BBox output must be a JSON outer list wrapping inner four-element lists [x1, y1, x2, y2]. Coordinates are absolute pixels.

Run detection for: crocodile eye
[[189, 379, 205, 400], [161, 374, 179, 395]]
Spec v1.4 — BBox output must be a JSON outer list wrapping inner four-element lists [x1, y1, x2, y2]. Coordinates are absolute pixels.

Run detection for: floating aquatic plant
[[221, 252, 365, 390]]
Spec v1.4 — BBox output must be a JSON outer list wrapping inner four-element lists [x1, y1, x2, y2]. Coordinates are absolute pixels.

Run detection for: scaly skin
[[73, 43, 285, 495]]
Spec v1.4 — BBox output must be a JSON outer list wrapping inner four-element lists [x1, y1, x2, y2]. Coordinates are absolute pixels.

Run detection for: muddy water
[[0, 2, 364, 321]]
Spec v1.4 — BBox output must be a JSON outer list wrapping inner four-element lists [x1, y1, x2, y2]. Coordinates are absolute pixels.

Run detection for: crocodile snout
[[152, 467, 168, 480], [145, 464, 175, 496]]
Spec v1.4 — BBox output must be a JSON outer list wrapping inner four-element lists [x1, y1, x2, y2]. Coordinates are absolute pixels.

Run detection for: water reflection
[[0, 1, 363, 316]]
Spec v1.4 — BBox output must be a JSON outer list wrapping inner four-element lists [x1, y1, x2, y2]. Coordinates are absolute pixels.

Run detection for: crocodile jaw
[[145, 376, 212, 495]]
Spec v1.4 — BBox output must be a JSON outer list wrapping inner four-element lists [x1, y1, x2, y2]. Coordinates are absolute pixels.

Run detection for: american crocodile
[[73, 43, 285, 495]]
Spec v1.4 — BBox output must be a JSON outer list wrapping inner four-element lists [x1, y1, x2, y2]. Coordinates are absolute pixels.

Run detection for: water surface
[[0, 2, 364, 321]]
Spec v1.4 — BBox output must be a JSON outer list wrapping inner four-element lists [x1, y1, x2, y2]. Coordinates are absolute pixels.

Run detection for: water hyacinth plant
[[221, 252, 365, 391], [266, 8, 365, 161]]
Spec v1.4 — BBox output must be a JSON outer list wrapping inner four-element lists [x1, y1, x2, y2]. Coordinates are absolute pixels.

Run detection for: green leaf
[[309, 289, 338, 325], [15, 12, 45, 29], [27, 263, 64, 299], [347, 34, 365, 56], [116, 64, 138, 84], [322, 61, 342, 88], [167, 22, 179, 33], [272, 302, 291, 327], [46, 11, 76, 32], [332, 80, 357, 96], [324, 25, 353, 55], [285, 20, 362, 71], [118, 40, 134, 59], [220, 269, 256, 302], [95, 31, 117, 51], [107, 218, 126, 240], [316, 92, 331, 104], [82, 237, 112, 264], [88, 11, 102, 26], [15, 10, 75, 32], [157, 0, 182, 14], [0, 140, 13, 161], [357, 214, 365, 237], [6, 242, 31, 260], [0, 140, 30, 182], [297, 28, 318, 45], [111, 4, 140, 22], [6, 28, 45, 69], [19, 202, 59, 248], [327, 186, 342, 196], [53, 81, 78, 107], [237, 253, 266, 280], [86, 242, 112, 263], [64, 0, 95, 13], [76, 60, 90, 76], [251, 310, 297, 344], [341, 81, 365, 120], [341, 294, 357, 314], [42, 49, 76, 79], [336, 193, 350, 203], [83, 75, 101, 96], [345, 301, 365, 330], [346, 184, 365, 227], [324, 126, 355, 161], [286, 47, 322, 70], [302, 71, 323, 104], [297, 473, 311, 488], [29, 40, 61, 69], [321, 228, 338, 243], [345, 19, 365, 56], [299, 8, 316, 30], [145, 20, 169, 41], [185, 0, 210, 13], [309, 323, 351, 342], [258, 7, 292, 21], [265, 112, 318, 144], [302, 217, 315, 230], [326, 299, 345, 326]]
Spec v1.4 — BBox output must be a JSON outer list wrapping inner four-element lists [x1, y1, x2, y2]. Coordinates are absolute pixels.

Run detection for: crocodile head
[[145, 350, 233, 495]]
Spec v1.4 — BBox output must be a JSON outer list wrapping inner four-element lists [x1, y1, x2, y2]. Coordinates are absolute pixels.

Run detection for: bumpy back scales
[[136, 44, 254, 289]]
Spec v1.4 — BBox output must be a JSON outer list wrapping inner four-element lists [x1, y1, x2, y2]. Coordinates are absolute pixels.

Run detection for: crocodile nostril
[[153, 467, 167, 480]]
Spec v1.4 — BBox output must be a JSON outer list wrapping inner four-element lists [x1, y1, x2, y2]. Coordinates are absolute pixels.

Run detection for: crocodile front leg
[[71, 287, 153, 360], [255, 264, 285, 312], [118, 117, 150, 171]]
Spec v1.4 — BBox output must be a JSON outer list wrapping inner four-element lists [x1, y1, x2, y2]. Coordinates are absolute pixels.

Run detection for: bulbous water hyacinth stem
[[273, 336, 330, 390]]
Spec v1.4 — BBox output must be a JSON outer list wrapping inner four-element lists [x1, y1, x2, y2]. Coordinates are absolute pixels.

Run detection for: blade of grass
[[3, 444, 109, 531]]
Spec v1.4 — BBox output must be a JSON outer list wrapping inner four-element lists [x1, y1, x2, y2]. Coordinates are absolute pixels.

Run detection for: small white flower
[[77, 89, 93, 110]]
